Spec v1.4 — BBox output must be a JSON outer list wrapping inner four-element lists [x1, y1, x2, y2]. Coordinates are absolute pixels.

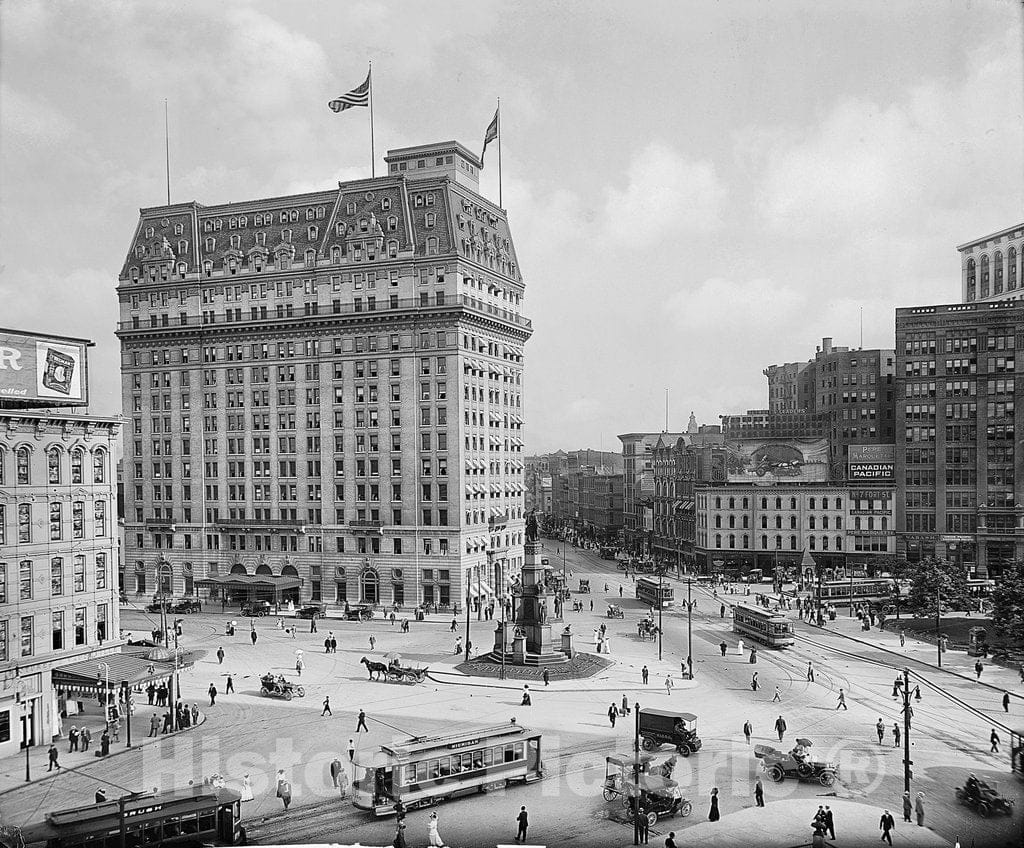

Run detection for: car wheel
[[819, 771, 836, 787], [641, 737, 657, 752], [296, 687, 305, 697], [679, 802, 692, 818], [768, 765, 785, 783], [678, 746, 691, 758], [646, 811, 658, 827], [284, 690, 293, 701], [260, 688, 269, 696]]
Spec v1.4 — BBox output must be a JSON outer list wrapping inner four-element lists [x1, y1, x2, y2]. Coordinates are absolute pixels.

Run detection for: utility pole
[[657, 563, 663, 662], [633, 702, 641, 846], [686, 578, 693, 680], [122, 681, 132, 749], [936, 584, 942, 668], [901, 667, 912, 793], [464, 584, 471, 663]]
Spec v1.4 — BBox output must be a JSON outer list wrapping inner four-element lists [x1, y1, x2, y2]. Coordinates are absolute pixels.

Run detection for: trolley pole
[[686, 578, 693, 680], [902, 667, 912, 793], [633, 702, 641, 846]]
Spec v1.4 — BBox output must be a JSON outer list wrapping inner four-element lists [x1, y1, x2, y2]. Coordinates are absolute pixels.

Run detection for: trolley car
[[732, 604, 794, 648], [12, 786, 244, 848], [813, 579, 902, 611], [352, 724, 543, 816], [1012, 728, 1024, 782], [636, 577, 674, 609]]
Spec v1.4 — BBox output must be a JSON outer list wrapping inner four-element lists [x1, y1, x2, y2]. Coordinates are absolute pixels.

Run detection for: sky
[[1, 0, 1022, 454]]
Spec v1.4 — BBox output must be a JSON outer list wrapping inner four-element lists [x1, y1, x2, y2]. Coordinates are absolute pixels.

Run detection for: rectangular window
[[20, 617, 33, 657], [0, 619, 7, 663], [51, 557, 63, 596], [19, 560, 32, 600], [49, 502, 62, 541], [72, 501, 85, 539], [0, 563, 5, 603], [96, 552, 107, 589], [18, 504, 31, 543], [74, 607, 86, 646], [52, 610, 64, 650], [94, 501, 107, 537], [73, 555, 86, 592]]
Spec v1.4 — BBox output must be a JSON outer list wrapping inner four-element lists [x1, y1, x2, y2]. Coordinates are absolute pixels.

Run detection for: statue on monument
[[526, 510, 539, 542]]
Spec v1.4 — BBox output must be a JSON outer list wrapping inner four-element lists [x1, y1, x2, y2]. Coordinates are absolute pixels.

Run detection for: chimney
[[822, 337, 833, 354]]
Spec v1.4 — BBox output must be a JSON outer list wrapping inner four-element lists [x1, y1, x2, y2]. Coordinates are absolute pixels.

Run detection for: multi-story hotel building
[[116, 141, 530, 613], [895, 299, 1023, 575], [619, 432, 686, 555], [0, 409, 121, 758], [960, 223, 1024, 303]]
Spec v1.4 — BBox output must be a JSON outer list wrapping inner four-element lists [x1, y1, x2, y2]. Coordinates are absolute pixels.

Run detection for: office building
[[960, 223, 1024, 303]]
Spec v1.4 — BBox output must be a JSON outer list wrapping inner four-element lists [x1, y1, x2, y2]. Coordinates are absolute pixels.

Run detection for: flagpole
[[368, 62, 375, 178], [164, 99, 171, 205], [496, 98, 502, 208]]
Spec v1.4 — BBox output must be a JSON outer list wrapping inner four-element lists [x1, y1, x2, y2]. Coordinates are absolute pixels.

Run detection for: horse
[[360, 657, 388, 680]]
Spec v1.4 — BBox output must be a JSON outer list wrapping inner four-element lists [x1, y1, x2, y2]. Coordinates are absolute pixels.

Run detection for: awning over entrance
[[196, 575, 302, 589], [52, 654, 181, 693], [469, 581, 494, 599]]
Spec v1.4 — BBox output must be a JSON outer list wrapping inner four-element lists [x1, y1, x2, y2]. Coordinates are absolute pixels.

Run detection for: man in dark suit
[[879, 809, 895, 845], [515, 806, 529, 842], [824, 806, 835, 839]]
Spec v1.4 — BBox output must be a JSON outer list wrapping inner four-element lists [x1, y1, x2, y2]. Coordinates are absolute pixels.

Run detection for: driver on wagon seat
[[965, 773, 981, 801]]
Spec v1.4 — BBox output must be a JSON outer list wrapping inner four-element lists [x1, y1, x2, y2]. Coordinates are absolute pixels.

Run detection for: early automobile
[[639, 709, 702, 757], [622, 775, 692, 827], [607, 604, 625, 619], [603, 753, 654, 802], [145, 595, 173, 613], [296, 603, 327, 619], [241, 600, 273, 617], [955, 774, 1015, 817], [169, 599, 202, 614], [344, 603, 375, 621], [578, 579, 591, 593], [754, 739, 837, 786], [259, 674, 305, 700]]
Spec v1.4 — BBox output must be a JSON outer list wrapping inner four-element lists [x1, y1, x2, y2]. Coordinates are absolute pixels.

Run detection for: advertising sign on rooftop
[[0, 329, 89, 406], [848, 444, 894, 481]]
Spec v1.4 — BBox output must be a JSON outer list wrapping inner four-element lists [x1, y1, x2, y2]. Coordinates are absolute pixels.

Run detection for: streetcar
[[352, 724, 543, 816], [732, 604, 794, 648], [813, 578, 903, 612], [11, 786, 245, 848], [636, 576, 674, 608], [1012, 728, 1024, 782]]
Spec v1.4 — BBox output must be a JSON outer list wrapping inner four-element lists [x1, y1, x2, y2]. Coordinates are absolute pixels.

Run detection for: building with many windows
[[960, 223, 1024, 303], [0, 410, 120, 759], [619, 432, 687, 555], [895, 299, 1023, 575], [116, 141, 530, 614]]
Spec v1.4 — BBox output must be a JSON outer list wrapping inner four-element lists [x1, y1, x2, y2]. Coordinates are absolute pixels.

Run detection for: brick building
[[116, 141, 530, 614], [619, 432, 687, 556], [960, 223, 1024, 304]]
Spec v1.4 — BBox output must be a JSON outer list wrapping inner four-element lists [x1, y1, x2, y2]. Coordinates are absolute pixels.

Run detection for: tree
[[905, 558, 971, 614], [866, 556, 911, 579], [990, 564, 1024, 644]]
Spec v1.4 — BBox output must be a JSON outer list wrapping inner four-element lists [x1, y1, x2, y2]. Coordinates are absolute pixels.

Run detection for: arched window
[[715, 496, 721, 509], [255, 564, 273, 575], [835, 516, 842, 529], [230, 563, 248, 575], [742, 535, 749, 549], [790, 497, 797, 510], [775, 535, 782, 550], [809, 535, 816, 550], [775, 516, 782, 529], [47, 448, 61, 484], [822, 516, 829, 529], [790, 516, 797, 529], [93, 450, 106, 483], [761, 535, 768, 549], [760, 516, 767, 529], [305, 249, 316, 266], [809, 497, 816, 510], [16, 446, 30, 484], [760, 497, 767, 509], [994, 251, 1004, 293], [809, 516, 816, 530], [715, 534, 722, 548], [822, 536, 829, 550], [331, 246, 342, 263], [728, 515, 735, 529], [728, 497, 735, 509], [775, 497, 782, 510], [388, 240, 398, 259], [967, 257, 977, 299], [822, 497, 829, 510], [981, 255, 990, 298], [728, 534, 735, 549], [742, 515, 749, 529], [742, 497, 749, 509], [714, 515, 722, 528], [1009, 246, 1018, 289], [835, 536, 843, 550], [790, 535, 797, 550]]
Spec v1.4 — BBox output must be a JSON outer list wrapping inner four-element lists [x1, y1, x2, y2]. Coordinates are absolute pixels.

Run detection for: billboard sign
[[848, 444, 894, 481], [0, 330, 89, 406]]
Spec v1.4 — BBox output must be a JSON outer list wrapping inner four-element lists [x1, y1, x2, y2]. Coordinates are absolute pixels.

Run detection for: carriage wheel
[[768, 765, 785, 783], [679, 801, 692, 818], [603, 787, 617, 802], [819, 771, 836, 787], [295, 686, 305, 697], [260, 687, 269, 696], [284, 690, 293, 701]]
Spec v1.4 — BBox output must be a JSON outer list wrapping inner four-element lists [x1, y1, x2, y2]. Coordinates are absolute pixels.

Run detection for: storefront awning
[[52, 654, 182, 693], [469, 581, 494, 599]]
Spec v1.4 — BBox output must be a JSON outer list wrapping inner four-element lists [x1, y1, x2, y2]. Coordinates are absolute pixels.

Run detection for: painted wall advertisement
[[848, 444, 894, 481], [0, 330, 89, 405]]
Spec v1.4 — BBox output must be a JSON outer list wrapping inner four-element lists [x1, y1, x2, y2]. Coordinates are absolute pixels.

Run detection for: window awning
[[52, 653, 185, 693], [196, 575, 302, 589], [469, 581, 494, 599]]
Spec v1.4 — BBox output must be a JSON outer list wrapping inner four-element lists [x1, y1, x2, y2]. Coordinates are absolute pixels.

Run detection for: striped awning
[[52, 653, 183, 693]]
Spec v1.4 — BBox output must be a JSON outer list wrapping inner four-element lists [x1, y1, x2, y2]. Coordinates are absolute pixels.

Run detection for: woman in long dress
[[240, 774, 254, 802], [427, 812, 444, 847], [708, 787, 720, 821]]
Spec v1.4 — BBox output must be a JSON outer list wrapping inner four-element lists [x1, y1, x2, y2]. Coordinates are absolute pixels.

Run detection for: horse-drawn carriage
[[259, 674, 305, 700], [637, 618, 660, 641], [578, 579, 591, 594], [607, 604, 625, 619], [360, 656, 429, 684]]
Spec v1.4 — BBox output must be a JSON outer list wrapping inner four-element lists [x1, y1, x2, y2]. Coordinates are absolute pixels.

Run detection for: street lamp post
[[657, 563, 664, 662], [936, 584, 942, 668], [121, 681, 133, 748], [633, 701, 641, 846], [686, 578, 693, 680], [901, 667, 913, 792]]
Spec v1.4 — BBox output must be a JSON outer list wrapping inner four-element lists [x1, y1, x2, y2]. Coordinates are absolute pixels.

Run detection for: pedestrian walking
[[772, 685, 781, 703], [742, 720, 752, 745], [393, 822, 407, 848], [665, 833, 677, 848], [324, 636, 332, 653], [347, 738, 355, 761], [899, 629, 906, 647], [450, 618, 458, 633], [322, 697, 332, 716], [902, 791, 912, 822], [665, 675, 674, 696], [719, 640, 727, 657], [990, 728, 1000, 753], [427, 812, 444, 847], [217, 647, 225, 664], [806, 662, 814, 682], [708, 787, 720, 821], [330, 758, 342, 787], [515, 806, 529, 842], [824, 806, 835, 839], [891, 677, 902, 698], [1003, 691, 1010, 713], [100, 728, 110, 755], [276, 772, 292, 811], [637, 804, 650, 843], [48, 744, 61, 771], [454, 635, 462, 655], [226, 675, 234, 694], [356, 709, 369, 733], [879, 810, 895, 846], [913, 684, 921, 701], [330, 635, 338, 652], [81, 726, 91, 750], [876, 718, 885, 744], [310, 616, 317, 633], [146, 683, 156, 705], [543, 668, 550, 686], [369, 635, 377, 652], [390, 611, 396, 627], [208, 684, 217, 706], [751, 672, 759, 691], [836, 688, 848, 710], [250, 628, 257, 646], [774, 715, 786, 742], [191, 703, 200, 725], [608, 704, 617, 728], [914, 792, 925, 826], [68, 726, 79, 752], [893, 723, 901, 747], [295, 655, 304, 676], [642, 665, 649, 684], [720, 603, 726, 619], [241, 774, 255, 802], [337, 769, 348, 799], [754, 776, 764, 806], [975, 660, 984, 680]]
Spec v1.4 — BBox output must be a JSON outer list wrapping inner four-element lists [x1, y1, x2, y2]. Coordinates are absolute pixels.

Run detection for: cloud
[[603, 142, 726, 245], [0, 83, 76, 145]]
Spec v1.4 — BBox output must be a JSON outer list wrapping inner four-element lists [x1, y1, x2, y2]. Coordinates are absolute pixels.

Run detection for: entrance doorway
[[360, 570, 380, 604]]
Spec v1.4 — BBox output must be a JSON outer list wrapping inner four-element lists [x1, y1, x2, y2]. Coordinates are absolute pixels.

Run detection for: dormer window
[[414, 196, 424, 208], [254, 257, 263, 272], [177, 239, 188, 254], [254, 214, 264, 226], [238, 216, 247, 227], [316, 206, 325, 219], [282, 229, 292, 243], [331, 246, 342, 263], [359, 219, 368, 233], [426, 195, 435, 207], [304, 249, 316, 266], [214, 220, 222, 231], [205, 237, 215, 252], [174, 223, 184, 236], [145, 226, 155, 238], [131, 266, 140, 282], [203, 261, 213, 277], [134, 245, 145, 258], [256, 232, 266, 246], [387, 216, 398, 231], [229, 217, 237, 228], [425, 213, 435, 227], [280, 211, 288, 223], [388, 240, 398, 259], [306, 209, 315, 221], [177, 262, 187, 278], [381, 198, 392, 211], [346, 202, 356, 214], [230, 235, 240, 248], [308, 226, 318, 240], [228, 257, 238, 274], [289, 210, 299, 223]]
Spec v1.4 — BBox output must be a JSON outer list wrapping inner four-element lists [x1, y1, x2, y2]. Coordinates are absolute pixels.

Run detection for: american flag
[[328, 71, 370, 113], [481, 107, 499, 163]]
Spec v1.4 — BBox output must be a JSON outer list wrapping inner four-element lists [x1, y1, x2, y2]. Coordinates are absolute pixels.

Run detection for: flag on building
[[481, 108, 499, 163], [329, 72, 371, 113]]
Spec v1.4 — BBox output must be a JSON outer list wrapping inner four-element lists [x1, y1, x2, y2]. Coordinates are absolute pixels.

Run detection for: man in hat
[[879, 809, 895, 845]]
